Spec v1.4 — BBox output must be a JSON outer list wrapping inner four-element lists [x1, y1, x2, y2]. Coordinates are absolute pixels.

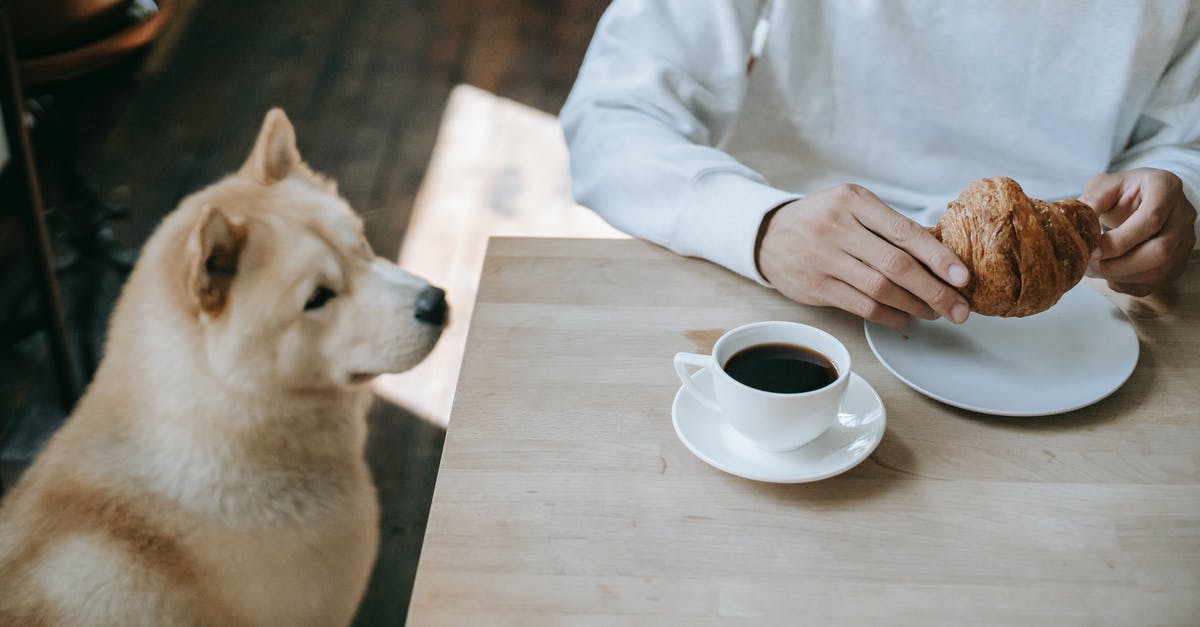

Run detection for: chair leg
[[0, 9, 80, 414]]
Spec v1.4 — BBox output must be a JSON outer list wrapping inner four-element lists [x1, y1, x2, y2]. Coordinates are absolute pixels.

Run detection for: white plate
[[672, 370, 886, 483], [865, 283, 1139, 416]]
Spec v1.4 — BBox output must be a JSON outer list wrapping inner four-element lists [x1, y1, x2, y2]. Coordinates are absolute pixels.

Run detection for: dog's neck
[[78, 324, 373, 527]]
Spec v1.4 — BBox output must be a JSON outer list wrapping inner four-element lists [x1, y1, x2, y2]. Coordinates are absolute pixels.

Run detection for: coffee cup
[[674, 321, 852, 452]]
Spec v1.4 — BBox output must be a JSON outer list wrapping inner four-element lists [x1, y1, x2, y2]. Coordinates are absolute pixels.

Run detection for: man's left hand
[[1080, 168, 1197, 296]]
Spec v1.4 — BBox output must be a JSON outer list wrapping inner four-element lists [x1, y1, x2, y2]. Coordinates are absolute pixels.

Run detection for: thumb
[[1078, 172, 1124, 216]]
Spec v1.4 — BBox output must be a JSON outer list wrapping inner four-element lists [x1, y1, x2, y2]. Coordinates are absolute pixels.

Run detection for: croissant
[[930, 177, 1101, 317]]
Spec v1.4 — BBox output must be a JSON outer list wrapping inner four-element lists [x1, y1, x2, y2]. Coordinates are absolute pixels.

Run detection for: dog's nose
[[414, 285, 447, 324]]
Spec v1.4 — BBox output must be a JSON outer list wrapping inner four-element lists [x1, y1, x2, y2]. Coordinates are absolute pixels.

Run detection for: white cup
[[674, 321, 852, 452]]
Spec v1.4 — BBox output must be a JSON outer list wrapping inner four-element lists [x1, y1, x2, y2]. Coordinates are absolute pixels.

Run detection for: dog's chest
[[135, 430, 380, 624], [192, 475, 380, 626]]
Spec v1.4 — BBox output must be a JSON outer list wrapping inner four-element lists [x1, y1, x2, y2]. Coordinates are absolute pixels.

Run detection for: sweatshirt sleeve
[[1109, 5, 1200, 248], [560, 0, 799, 284]]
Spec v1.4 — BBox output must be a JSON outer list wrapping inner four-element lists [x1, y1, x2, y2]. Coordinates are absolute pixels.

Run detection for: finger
[[1098, 208, 1134, 232], [1093, 233, 1189, 282], [1078, 172, 1125, 216], [1103, 267, 1164, 285], [818, 277, 912, 329], [1106, 280, 1155, 297], [1097, 188, 1176, 260], [1092, 238, 1160, 279], [1081, 173, 1143, 236], [828, 253, 937, 320], [849, 196, 969, 289], [839, 224, 968, 322]]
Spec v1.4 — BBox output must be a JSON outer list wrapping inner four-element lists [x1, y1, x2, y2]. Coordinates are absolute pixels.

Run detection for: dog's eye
[[304, 286, 336, 311]]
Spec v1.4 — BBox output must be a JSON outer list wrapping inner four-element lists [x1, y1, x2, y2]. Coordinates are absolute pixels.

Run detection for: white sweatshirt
[[561, 0, 1200, 284]]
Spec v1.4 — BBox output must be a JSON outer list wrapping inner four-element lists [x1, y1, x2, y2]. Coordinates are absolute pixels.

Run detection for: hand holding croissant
[[931, 177, 1101, 317]]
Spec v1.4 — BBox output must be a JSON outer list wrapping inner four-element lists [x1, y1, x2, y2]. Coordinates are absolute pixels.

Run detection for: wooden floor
[[1, 0, 606, 624]]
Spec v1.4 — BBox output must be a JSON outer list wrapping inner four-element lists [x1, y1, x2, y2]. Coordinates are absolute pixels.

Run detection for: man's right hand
[[756, 184, 972, 329]]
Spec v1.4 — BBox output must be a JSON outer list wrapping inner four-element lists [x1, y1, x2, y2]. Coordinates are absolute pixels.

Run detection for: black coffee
[[722, 343, 838, 394]]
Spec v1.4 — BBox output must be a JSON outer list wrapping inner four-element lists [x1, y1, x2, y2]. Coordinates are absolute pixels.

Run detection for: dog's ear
[[187, 204, 247, 315], [241, 108, 300, 184]]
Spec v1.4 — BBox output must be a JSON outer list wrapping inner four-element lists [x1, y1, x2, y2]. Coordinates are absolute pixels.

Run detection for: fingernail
[[948, 264, 968, 286], [951, 303, 969, 324]]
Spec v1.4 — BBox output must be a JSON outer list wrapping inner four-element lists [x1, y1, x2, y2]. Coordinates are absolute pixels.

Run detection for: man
[[562, 0, 1198, 329]]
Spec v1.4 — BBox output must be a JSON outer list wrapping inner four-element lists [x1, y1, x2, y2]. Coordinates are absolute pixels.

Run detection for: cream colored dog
[[0, 109, 446, 626]]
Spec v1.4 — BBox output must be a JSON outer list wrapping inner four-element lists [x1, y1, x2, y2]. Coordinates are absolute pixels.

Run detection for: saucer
[[672, 370, 885, 483]]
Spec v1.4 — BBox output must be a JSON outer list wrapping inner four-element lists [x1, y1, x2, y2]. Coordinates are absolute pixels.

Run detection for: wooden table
[[408, 238, 1200, 625]]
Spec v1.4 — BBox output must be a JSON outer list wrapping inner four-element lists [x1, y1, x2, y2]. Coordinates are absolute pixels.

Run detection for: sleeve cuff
[[674, 169, 800, 286]]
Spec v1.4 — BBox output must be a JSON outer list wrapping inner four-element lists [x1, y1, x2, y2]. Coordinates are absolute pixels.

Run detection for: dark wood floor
[[1, 0, 606, 624]]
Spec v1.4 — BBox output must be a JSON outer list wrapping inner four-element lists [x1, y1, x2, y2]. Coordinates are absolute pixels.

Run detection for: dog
[[0, 109, 446, 626]]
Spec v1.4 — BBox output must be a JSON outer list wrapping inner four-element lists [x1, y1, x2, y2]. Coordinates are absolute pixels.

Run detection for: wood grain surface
[[409, 238, 1200, 625]]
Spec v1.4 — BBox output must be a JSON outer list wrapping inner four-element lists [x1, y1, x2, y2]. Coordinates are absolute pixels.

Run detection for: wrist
[[755, 205, 785, 282]]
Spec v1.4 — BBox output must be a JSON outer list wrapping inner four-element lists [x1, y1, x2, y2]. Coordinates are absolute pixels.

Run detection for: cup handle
[[674, 352, 721, 412]]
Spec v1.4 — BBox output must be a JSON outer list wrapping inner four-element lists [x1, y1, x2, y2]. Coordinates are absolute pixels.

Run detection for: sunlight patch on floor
[[372, 84, 626, 428]]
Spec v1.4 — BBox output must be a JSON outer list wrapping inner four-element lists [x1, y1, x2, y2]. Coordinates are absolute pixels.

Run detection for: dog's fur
[[0, 110, 444, 626]]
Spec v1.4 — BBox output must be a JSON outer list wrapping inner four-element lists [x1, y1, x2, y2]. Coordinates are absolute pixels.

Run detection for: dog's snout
[[414, 286, 447, 325]]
